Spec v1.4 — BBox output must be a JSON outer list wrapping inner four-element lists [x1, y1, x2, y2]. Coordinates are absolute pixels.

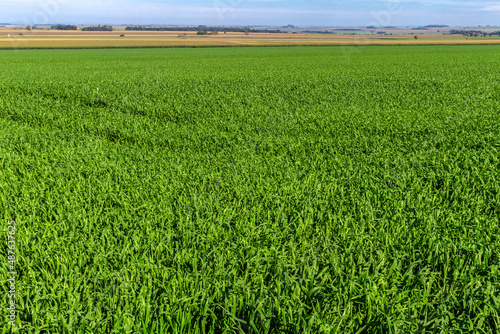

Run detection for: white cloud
[[481, 4, 500, 11]]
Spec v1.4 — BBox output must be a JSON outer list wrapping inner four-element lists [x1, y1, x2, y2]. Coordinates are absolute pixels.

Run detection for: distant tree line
[[303, 30, 360, 35], [125, 26, 286, 33], [126, 26, 201, 32], [449, 30, 500, 37], [302, 30, 335, 34], [196, 28, 218, 35], [365, 25, 448, 29], [366, 26, 397, 29], [51, 25, 77, 30], [82, 25, 113, 31], [303, 30, 363, 35], [332, 28, 363, 31]]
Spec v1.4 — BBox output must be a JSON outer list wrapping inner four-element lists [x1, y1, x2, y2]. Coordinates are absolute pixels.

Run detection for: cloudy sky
[[2, 0, 500, 26]]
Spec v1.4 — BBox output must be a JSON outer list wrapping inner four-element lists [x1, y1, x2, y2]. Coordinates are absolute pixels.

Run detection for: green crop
[[0, 46, 499, 333]]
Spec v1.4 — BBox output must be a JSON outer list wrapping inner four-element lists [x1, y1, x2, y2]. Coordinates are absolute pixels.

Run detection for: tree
[[82, 25, 113, 31], [26, 26, 31, 32], [53, 25, 77, 30], [244, 27, 249, 36], [197, 28, 208, 35]]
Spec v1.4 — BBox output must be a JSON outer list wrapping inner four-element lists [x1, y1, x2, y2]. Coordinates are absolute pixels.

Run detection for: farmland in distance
[[1, 29, 500, 49], [0, 46, 499, 332]]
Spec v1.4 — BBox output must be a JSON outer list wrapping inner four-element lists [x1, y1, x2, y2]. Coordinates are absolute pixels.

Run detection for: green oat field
[[0, 45, 499, 333]]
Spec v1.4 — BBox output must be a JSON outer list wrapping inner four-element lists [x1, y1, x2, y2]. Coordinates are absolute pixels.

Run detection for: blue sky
[[2, 0, 500, 26]]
